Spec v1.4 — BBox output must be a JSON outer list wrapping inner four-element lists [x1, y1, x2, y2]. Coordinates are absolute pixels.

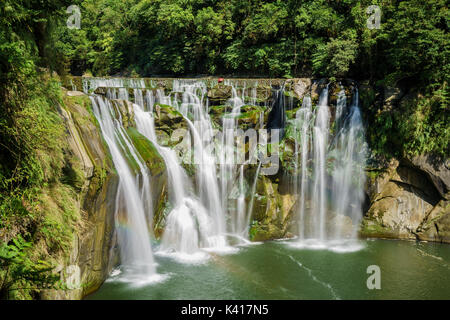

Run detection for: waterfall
[[83, 77, 145, 93], [292, 84, 367, 244], [313, 85, 330, 240], [295, 96, 312, 240], [89, 95, 156, 278], [220, 84, 246, 240], [330, 88, 367, 239], [132, 81, 232, 257], [173, 80, 227, 249], [133, 100, 217, 257], [267, 84, 287, 135], [82, 76, 368, 267]]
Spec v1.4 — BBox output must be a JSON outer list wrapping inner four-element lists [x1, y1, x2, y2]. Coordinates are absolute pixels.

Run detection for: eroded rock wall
[[41, 91, 119, 299]]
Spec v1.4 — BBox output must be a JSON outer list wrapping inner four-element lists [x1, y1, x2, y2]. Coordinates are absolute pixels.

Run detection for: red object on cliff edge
[[218, 77, 224, 83]]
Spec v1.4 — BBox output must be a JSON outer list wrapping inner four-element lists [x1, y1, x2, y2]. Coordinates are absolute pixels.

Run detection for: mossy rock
[[219, 105, 267, 130], [111, 99, 135, 128], [126, 127, 166, 177], [284, 90, 301, 109], [249, 221, 284, 241], [61, 157, 86, 191], [359, 216, 401, 239], [63, 93, 113, 172], [255, 87, 272, 102], [63, 76, 83, 92], [209, 104, 233, 119], [285, 106, 302, 120], [153, 103, 188, 134], [207, 84, 232, 105]]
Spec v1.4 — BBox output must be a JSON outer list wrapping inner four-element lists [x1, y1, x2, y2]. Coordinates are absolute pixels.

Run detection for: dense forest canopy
[[52, 0, 448, 85]]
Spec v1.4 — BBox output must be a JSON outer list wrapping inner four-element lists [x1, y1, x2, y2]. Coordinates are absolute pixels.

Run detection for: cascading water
[[172, 80, 228, 249], [89, 95, 156, 279], [83, 76, 368, 271], [292, 84, 367, 248], [330, 88, 367, 239], [133, 99, 217, 258], [130, 80, 236, 257], [220, 85, 246, 240], [312, 85, 330, 241], [295, 96, 313, 240]]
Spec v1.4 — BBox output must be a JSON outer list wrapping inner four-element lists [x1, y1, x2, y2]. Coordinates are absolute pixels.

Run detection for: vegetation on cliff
[[0, 0, 104, 298]]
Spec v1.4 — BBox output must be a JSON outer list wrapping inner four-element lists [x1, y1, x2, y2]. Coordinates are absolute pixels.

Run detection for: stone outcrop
[[249, 174, 297, 241], [41, 91, 119, 299], [207, 84, 232, 105], [290, 78, 311, 101], [361, 156, 449, 243], [402, 155, 450, 199]]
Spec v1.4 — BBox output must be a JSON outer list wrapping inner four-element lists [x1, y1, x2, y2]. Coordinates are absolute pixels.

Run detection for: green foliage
[[312, 32, 358, 78], [394, 85, 449, 158], [52, 0, 448, 91], [0, 0, 84, 299], [248, 220, 261, 241], [0, 236, 60, 299]]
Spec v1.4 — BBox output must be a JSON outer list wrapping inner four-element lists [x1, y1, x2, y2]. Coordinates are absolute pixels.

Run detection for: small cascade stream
[[291, 83, 367, 246], [295, 96, 313, 240], [312, 84, 331, 241], [89, 95, 156, 280]]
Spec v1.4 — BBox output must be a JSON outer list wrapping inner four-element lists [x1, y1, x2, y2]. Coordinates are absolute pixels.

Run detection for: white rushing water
[[133, 99, 219, 259], [132, 80, 241, 258], [84, 77, 367, 270], [295, 96, 313, 240], [292, 83, 367, 245], [89, 95, 156, 279], [313, 85, 330, 240], [330, 88, 367, 239]]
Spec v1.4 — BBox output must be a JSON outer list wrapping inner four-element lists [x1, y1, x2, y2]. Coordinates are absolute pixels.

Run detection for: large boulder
[[402, 155, 450, 200], [249, 175, 297, 241], [362, 155, 449, 243], [416, 199, 450, 243], [291, 78, 311, 100], [153, 103, 188, 137], [207, 84, 232, 105]]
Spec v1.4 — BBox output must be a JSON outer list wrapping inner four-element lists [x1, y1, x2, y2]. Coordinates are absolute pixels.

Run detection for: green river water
[[86, 239, 450, 300]]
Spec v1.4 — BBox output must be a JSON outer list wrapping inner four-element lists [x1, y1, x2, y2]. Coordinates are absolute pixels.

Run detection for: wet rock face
[[291, 78, 311, 100], [416, 199, 450, 243], [42, 92, 119, 300], [362, 156, 450, 243], [153, 103, 187, 135], [207, 84, 233, 105], [267, 86, 286, 132], [402, 155, 450, 200], [249, 175, 297, 241], [111, 100, 135, 128]]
